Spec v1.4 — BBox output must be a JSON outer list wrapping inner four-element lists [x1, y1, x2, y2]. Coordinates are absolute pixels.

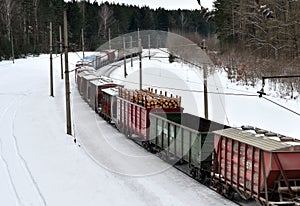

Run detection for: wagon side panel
[[214, 135, 262, 196]]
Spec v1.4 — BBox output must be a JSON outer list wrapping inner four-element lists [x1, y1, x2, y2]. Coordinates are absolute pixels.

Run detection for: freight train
[[76, 63, 300, 206], [76, 47, 140, 70]]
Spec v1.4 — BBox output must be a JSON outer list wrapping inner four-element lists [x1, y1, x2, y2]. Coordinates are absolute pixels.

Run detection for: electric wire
[[107, 75, 259, 96], [212, 74, 230, 125], [55, 49, 300, 118], [262, 96, 300, 117]]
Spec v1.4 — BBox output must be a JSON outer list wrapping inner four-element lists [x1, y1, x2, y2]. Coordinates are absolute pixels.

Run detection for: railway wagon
[[116, 88, 183, 143], [80, 74, 102, 102], [94, 52, 109, 69], [101, 87, 119, 123], [212, 127, 300, 205], [149, 112, 229, 182], [76, 70, 92, 90], [94, 50, 118, 69], [88, 77, 117, 112]]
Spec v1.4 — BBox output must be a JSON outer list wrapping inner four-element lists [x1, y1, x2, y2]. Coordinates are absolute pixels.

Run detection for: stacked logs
[[119, 88, 181, 109]]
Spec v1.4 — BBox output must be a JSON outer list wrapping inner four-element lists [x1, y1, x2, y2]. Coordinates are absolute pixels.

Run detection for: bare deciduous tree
[[98, 4, 115, 38], [33, 0, 40, 51], [0, 0, 15, 41]]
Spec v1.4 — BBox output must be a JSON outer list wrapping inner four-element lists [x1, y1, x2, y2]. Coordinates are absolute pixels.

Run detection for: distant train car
[[94, 50, 118, 69], [77, 70, 92, 93], [76, 56, 95, 68], [101, 87, 119, 123], [149, 112, 228, 182], [88, 77, 118, 112], [92, 48, 140, 70], [80, 74, 101, 102], [212, 127, 300, 205]]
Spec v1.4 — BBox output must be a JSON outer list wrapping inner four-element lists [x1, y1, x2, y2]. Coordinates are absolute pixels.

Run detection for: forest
[[0, 0, 212, 59], [1, 0, 300, 90]]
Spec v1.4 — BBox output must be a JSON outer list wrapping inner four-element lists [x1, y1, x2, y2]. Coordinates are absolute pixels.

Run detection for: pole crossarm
[[258, 74, 300, 97]]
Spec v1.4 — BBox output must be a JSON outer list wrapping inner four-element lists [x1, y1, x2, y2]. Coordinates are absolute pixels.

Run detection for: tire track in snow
[[0, 96, 22, 206], [0, 94, 47, 206], [11, 95, 47, 206]]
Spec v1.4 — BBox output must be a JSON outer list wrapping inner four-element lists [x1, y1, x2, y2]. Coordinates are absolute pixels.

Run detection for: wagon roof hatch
[[102, 87, 119, 96], [214, 128, 300, 152]]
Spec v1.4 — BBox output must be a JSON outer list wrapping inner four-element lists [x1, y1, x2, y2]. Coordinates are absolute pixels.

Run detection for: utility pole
[[64, 11, 72, 136], [139, 38, 142, 90], [202, 40, 208, 119], [59, 25, 64, 79], [123, 37, 127, 78], [203, 64, 208, 119], [81, 28, 85, 59], [50, 22, 54, 97], [11, 33, 15, 64], [130, 36, 133, 68], [258, 75, 300, 97], [108, 28, 111, 50], [81, 0, 85, 58], [148, 34, 151, 59]]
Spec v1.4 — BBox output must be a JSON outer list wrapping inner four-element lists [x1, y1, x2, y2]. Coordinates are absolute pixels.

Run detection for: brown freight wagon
[[212, 127, 300, 205], [116, 88, 183, 144], [88, 77, 117, 112], [77, 70, 92, 93], [101, 87, 119, 123], [80, 74, 101, 102]]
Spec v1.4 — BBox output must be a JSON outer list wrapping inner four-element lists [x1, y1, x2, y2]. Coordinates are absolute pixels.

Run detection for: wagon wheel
[[126, 130, 132, 138], [236, 189, 252, 201], [146, 143, 153, 152], [203, 177, 211, 187], [216, 184, 222, 194], [224, 188, 234, 200], [190, 168, 198, 179]]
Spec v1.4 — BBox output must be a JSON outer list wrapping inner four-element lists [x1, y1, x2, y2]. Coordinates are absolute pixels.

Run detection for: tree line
[[0, 0, 214, 60], [1, 0, 299, 89]]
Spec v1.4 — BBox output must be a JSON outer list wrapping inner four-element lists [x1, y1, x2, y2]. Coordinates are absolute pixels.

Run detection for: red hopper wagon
[[212, 127, 300, 205]]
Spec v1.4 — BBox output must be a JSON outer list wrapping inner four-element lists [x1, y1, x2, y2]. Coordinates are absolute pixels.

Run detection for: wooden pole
[[202, 39, 208, 119], [82, 28, 85, 59], [59, 25, 64, 79], [139, 39, 142, 90], [130, 36, 133, 67], [108, 28, 111, 50], [203, 64, 208, 119], [50, 22, 54, 97], [123, 37, 127, 78], [64, 11, 72, 135], [11, 33, 15, 64], [148, 34, 150, 59]]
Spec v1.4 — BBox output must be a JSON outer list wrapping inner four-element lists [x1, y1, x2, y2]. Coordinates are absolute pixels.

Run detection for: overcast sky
[[98, 0, 214, 10]]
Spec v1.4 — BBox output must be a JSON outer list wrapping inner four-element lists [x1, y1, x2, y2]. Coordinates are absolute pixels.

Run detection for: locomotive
[[76, 57, 300, 206]]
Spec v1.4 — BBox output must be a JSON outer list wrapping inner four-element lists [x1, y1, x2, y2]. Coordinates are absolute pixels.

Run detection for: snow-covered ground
[[0, 53, 237, 205]]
